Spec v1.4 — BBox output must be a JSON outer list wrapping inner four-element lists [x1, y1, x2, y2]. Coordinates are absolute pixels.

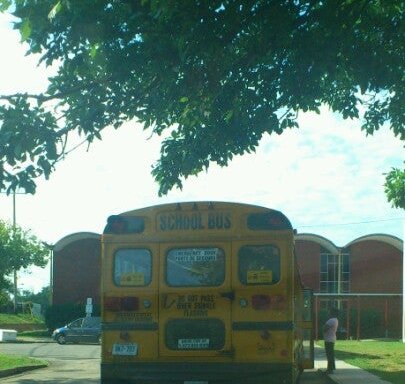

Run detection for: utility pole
[[402, 221, 405, 343], [337, 251, 341, 310], [12, 191, 18, 313]]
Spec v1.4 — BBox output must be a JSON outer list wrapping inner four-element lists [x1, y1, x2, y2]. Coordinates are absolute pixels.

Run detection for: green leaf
[[20, 19, 32, 41], [48, 1, 62, 20], [89, 44, 99, 59], [0, 0, 12, 12]]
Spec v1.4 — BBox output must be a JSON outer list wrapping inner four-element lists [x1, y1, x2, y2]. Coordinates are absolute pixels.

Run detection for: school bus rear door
[[158, 243, 232, 358]]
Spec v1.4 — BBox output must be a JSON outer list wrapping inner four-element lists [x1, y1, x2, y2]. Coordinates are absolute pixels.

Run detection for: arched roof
[[54, 232, 100, 252], [346, 234, 403, 251], [294, 233, 339, 255]]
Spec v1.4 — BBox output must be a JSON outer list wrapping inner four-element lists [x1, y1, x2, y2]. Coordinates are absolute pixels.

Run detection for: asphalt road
[[1, 341, 329, 383]]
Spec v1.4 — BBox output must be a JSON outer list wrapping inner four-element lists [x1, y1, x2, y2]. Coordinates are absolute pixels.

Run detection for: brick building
[[295, 233, 403, 339], [52, 231, 403, 338], [52, 232, 101, 306]]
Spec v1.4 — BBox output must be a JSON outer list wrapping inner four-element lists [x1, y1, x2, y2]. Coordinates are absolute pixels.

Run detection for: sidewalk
[[314, 345, 391, 384], [1, 335, 52, 343]]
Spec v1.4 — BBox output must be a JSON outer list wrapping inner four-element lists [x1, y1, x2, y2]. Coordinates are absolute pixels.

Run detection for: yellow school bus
[[100, 201, 314, 384]]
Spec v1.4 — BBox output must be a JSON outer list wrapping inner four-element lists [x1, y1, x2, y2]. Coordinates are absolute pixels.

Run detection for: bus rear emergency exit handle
[[220, 291, 235, 301]]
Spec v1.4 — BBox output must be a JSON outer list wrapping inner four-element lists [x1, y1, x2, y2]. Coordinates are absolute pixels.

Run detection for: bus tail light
[[122, 296, 139, 311], [104, 296, 140, 312], [252, 294, 271, 310], [270, 295, 286, 309], [104, 297, 121, 312], [251, 294, 286, 310]]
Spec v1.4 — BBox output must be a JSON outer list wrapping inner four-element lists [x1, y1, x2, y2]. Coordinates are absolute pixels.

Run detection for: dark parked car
[[52, 316, 101, 344]]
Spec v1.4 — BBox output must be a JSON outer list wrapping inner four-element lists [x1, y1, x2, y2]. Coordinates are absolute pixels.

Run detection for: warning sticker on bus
[[120, 272, 145, 286], [247, 270, 273, 284], [172, 249, 218, 263], [178, 338, 210, 349]]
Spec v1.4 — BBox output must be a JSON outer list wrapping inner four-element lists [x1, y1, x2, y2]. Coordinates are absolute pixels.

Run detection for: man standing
[[323, 307, 339, 374]]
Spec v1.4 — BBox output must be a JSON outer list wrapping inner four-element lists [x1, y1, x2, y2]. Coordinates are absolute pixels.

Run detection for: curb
[[1, 338, 52, 344], [0, 364, 48, 378]]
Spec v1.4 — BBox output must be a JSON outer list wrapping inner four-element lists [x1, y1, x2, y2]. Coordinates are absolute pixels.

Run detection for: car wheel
[[56, 334, 66, 345]]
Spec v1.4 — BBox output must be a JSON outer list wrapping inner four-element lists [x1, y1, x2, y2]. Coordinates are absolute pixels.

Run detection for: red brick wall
[[295, 240, 321, 290], [349, 241, 402, 293], [53, 238, 101, 305]]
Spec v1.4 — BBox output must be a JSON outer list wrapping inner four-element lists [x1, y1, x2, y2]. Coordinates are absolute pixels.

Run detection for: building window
[[320, 249, 350, 293]]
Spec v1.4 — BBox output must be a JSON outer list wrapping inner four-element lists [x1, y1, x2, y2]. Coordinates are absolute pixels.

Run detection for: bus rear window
[[166, 248, 225, 287], [114, 249, 152, 286], [238, 245, 280, 285]]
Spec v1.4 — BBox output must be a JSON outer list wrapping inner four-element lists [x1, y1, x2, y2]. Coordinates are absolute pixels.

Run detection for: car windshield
[[69, 319, 83, 328]]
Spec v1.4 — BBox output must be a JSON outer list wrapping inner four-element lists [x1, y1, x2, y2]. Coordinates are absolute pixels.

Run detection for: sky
[[0, 13, 404, 294]]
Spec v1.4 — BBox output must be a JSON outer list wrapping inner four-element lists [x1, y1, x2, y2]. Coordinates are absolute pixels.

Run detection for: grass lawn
[[333, 340, 405, 384], [18, 329, 51, 338], [0, 314, 49, 375], [0, 313, 44, 324], [0, 354, 48, 371]]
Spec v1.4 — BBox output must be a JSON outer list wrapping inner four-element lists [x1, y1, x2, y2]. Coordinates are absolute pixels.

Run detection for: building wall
[[295, 240, 321, 291], [348, 240, 403, 337], [349, 240, 402, 293], [53, 237, 101, 306]]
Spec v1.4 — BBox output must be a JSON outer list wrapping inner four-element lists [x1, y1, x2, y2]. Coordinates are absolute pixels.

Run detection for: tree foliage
[[384, 165, 405, 209], [0, 1, 404, 205], [0, 219, 49, 292], [20, 285, 51, 309]]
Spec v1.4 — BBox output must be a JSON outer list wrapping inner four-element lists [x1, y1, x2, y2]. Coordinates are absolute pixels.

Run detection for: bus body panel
[[231, 239, 294, 364], [101, 242, 159, 362]]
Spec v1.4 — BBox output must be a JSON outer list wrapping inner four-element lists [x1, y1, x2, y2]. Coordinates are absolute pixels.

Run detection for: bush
[[317, 307, 383, 339], [348, 308, 383, 339]]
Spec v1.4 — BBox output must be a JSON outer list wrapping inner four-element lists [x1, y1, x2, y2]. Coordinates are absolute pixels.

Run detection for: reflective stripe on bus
[[232, 321, 294, 331], [102, 322, 158, 331]]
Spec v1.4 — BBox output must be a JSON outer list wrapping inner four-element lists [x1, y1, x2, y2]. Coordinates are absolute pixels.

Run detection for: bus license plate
[[112, 343, 138, 356]]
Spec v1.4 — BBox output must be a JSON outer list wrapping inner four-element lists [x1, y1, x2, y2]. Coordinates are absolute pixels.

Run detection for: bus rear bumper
[[100, 362, 296, 384]]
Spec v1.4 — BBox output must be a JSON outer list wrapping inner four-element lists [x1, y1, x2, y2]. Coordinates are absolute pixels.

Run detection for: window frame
[[165, 247, 226, 288], [238, 244, 281, 286], [113, 247, 153, 287], [319, 251, 350, 293]]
